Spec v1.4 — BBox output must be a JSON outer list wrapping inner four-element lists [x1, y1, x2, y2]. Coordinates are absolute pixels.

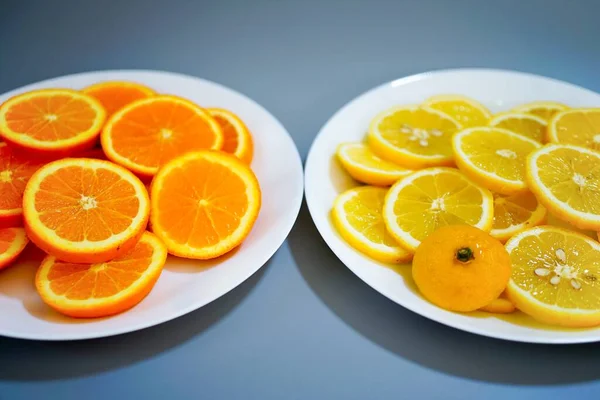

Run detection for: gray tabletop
[[2, 0, 600, 399]]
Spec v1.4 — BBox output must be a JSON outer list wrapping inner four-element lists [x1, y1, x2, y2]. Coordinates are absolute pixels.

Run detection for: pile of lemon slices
[[333, 95, 600, 328]]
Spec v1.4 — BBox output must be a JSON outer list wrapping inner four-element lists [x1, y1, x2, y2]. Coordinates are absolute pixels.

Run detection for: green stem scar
[[456, 247, 474, 263]]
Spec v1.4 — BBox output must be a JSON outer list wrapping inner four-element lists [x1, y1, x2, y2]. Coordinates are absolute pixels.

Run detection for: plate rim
[[0, 69, 304, 341], [305, 67, 600, 344]]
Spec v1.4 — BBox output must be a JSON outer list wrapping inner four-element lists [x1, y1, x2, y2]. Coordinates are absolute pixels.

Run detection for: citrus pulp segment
[[0, 89, 106, 155], [0, 227, 29, 270], [35, 231, 167, 318], [101, 95, 223, 178], [83, 81, 156, 117], [150, 151, 261, 259], [490, 191, 547, 242], [511, 101, 568, 122], [332, 186, 412, 263], [488, 112, 547, 143], [206, 108, 254, 164], [23, 158, 150, 263], [421, 94, 491, 127], [526, 144, 600, 230], [452, 127, 541, 195], [368, 105, 461, 169], [336, 142, 412, 186], [382, 167, 494, 252], [506, 226, 600, 327], [547, 108, 600, 150]]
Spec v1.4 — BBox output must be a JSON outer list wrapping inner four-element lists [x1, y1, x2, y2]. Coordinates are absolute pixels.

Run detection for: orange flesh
[[0, 145, 43, 214], [47, 239, 154, 300], [0, 228, 17, 253], [154, 158, 248, 247], [34, 165, 140, 242], [213, 114, 239, 154], [85, 84, 153, 117], [4, 94, 98, 141], [108, 100, 220, 169]]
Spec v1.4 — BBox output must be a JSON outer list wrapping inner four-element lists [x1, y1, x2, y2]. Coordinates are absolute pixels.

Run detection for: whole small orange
[[412, 225, 511, 312]]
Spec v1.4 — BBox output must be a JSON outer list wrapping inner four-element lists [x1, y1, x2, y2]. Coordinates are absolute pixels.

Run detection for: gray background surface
[[1, 0, 600, 399]]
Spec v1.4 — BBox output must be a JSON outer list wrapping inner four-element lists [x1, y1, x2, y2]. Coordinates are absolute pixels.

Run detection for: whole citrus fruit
[[412, 225, 511, 312]]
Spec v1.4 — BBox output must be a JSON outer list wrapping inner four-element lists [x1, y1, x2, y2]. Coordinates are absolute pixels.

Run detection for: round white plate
[[0, 70, 303, 340], [305, 68, 600, 344]]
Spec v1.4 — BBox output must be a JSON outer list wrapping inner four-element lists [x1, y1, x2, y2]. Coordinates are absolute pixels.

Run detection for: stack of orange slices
[[0, 81, 261, 318], [334, 94, 600, 327]]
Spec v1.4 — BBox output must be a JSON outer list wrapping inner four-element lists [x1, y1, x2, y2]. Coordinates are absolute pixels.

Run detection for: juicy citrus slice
[[0, 227, 29, 270], [383, 167, 493, 252], [488, 112, 547, 142], [150, 151, 261, 259], [35, 231, 166, 318], [511, 101, 568, 122], [368, 106, 461, 169], [412, 225, 511, 312], [453, 127, 541, 195], [83, 81, 155, 118], [332, 186, 412, 263], [0, 89, 106, 155], [505, 226, 600, 327], [101, 95, 223, 178], [479, 297, 516, 314], [0, 143, 45, 227], [491, 191, 547, 242], [547, 108, 600, 150], [336, 142, 412, 186], [23, 158, 150, 263], [206, 108, 253, 164], [526, 144, 600, 230], [421, 94, 491, 127]]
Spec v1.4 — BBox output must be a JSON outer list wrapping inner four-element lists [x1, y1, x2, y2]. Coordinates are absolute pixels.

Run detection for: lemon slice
[[547, 108, 600, 150], [526, 144, 600, 230], [336, 142, 412, 186], [452, 127, 541, 195], [506, 226, 600, 328], [511, 101, 568, 122], [368, 106, 461, 169], [332, 186, 412, 263], [479, 297, 516, 314], [383, 167, 493, 251], [488, 112, 547, 143], [491, 191, 547, 242], [422, 94, 491, 127]]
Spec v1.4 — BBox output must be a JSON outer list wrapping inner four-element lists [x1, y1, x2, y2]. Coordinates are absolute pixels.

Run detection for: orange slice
[[102, 95, 223, 178], [206, 108, 253, 164], [35, 231, 166, 318], [151, 151, 261, 259], [547, 108, 600, 150], [0, 143, 45, 227], [0, 89, 106, 156], [82, 81, 155, 117], [23, 158, 150, 263], [0, 227, 29, 270]]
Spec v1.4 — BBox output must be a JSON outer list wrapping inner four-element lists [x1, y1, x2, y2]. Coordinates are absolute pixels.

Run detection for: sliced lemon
[[506, 226, 600, 328], [452, 127, 541, 195], [547, 108, 600, 150], [488, 112, 547, 143], [422, 94, 491, 127], [332, 186, 412, 263], [491, 191, 547, 242], [336, 142, 412, 186], [479, 297, 516, 314], [383, 167, 493, 252], [526, 144, 600, 230], [511, 101, 568, 122], [368, 106, 461, 169]]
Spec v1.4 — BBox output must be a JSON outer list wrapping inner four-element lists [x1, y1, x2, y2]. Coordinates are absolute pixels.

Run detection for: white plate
[[305, 68, 600, 344], [0, 70, 303, 340]]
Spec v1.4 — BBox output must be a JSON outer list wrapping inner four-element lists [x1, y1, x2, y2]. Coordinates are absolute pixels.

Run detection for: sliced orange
[[35, 231, 166, 318], [547, 108, 600, 150], [82, 81, 155, 118], [0, 227, 29, 270], [491, 191, 547, 242], [23, 158, 150, 263], [488, 112, 547, 143], [206, 108, 253, 164], [101, 95, 223, 178], [0, 143, 45, 227], [422, 94, 491, 127], [151, 151, 261, 259], [511, 101, 568, 122], [0, 89, 106, 156]]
